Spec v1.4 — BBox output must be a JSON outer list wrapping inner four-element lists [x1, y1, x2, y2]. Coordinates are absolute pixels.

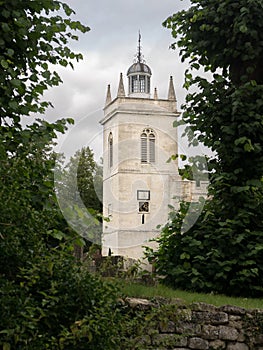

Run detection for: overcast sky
[[42, 0, 197, 161]]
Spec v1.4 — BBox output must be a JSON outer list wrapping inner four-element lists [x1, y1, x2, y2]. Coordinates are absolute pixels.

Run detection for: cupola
[[127, 33, 152, 98]]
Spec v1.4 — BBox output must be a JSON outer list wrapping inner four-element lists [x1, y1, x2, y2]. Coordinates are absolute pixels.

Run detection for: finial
[[117, 73, 125, 97], [168, 76, 176, 101], [105, 84, 112, 106], [137, 30, 142, 63], [154, 87, 158, 100]]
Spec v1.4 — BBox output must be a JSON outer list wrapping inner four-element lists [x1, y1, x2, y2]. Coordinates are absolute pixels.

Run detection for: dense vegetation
[[56, 147, 103, 247], [0, 1, 121, 349], [146, 0, 263, 297]]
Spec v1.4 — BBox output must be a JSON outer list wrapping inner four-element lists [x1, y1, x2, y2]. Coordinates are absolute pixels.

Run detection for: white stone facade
[[100, 41, 208, 262], [100, 95, 185, 259]]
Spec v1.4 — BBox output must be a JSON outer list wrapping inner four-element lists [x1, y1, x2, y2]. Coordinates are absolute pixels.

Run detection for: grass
[[116, 279, 263, 310]]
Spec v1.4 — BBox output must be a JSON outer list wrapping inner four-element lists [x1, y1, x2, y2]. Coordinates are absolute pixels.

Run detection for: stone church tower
[[100, 36, 191, 260]]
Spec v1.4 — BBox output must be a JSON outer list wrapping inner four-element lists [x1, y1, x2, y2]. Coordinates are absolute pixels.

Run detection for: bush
[[0, 249, 121, 349], [146, 201, 263, 297]]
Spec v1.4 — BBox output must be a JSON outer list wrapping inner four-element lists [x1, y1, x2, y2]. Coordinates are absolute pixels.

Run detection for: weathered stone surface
[[192, 302, 218, 312], [159, 320, 175, 333], [220, 305, 246, 315], [133, 335, 151, 346], [192, 311, 228, 325], [227, 342, 249, 350], [176, 321, 202, 335], [188, 337, 209, 349], [219, 325, 239, 341], [152, 334, 187, 347], [229, 315, 242, 321], [237, 330, 246, 342], [202, 325, 219, 340], [209, 339, 226, 349], [122, 299, 263, 349], [228, 315, 243, 330], [177, 308, 192, 321], [255, 334, 263, 344], [125, 297, 154, 309]]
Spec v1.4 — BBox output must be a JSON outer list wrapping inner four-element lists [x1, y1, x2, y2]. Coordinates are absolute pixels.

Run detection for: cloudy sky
[[42, 0, 197, 161]]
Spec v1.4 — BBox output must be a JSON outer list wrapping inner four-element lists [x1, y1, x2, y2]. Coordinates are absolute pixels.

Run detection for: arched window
[[108, 132, 113, 167], [141, 132, 147, 163], [140, 129, 155, 163], [149, 133, 155, 163]]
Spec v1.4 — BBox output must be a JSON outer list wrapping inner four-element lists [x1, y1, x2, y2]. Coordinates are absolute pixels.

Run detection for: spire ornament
[[154, 87, 158, 100], [117, 73, 125, 97], [137, 30, 142, 63], [168, 76, 176, 101], [127, 32, 152, 97], [134, 30, 146, 64], [105, 84, 112, 106]]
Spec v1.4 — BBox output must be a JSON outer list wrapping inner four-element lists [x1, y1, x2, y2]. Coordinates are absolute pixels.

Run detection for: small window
[[108, 133, 113, 167], [132, 76, 139, 93], [139, 202, 149, 212], [147, 76, 150, 93], [139, 75, 145, 92], [108, 203, 112, 217], [137, 190, 150, 200]]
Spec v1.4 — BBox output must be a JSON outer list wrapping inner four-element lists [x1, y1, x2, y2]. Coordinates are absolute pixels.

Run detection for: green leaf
[[3, 343, 11, 350], [239, 25, 248, 33], [180, 252, 190, 260], [1, 59, 8, 68], [8, 101, 18, 109]]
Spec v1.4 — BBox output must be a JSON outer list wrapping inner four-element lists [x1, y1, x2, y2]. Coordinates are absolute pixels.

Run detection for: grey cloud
[[43, 0, 193, 159]]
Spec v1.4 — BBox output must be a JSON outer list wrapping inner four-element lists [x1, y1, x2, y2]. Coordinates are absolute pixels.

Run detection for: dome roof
[[127, 62, 152, 75]]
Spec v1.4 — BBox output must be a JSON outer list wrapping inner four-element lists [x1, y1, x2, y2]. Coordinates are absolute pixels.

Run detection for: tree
[[62, 147, 102, 213], [56, 147, 103, 248], [147, 0, 263, 297], [0, 2, 122, 348]]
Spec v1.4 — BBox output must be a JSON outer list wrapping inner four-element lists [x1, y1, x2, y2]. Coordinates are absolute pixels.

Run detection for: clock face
[[139, 201, 149, 212]]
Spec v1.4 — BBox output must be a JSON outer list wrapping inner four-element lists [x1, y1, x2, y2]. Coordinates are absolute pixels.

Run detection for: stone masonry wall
[[125, 298, 263, 350]]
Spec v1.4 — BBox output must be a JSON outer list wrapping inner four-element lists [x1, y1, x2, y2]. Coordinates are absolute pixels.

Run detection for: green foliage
[[0, 119, 121, 349], [164, 0, 263, 85], [0, 0, 89, 125], [55, 147, 103, 246], [62, 147, 102, 213], [146, 202, 263, 297], [0, 252, 121, 349], [178, 154, 209, 184], [148, 0, 263, 297], [117, 278, 263, 309], [0, 1, 122, 349]]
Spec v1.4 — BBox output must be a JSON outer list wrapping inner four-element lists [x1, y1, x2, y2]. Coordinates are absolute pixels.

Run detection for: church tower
[[100, 35, 182, 260]]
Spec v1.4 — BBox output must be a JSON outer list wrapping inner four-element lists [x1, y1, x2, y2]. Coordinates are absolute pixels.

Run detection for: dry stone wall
[[125, 298, 263, 350]]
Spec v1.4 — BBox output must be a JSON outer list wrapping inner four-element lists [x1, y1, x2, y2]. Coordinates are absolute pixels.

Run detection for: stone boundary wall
[[126, 298, 263, 350]]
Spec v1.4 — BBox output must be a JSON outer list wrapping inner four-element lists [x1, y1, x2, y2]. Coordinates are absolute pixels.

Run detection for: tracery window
[[140, 128, 155, 163]]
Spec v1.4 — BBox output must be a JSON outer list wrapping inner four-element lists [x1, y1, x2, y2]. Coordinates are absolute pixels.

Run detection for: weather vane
[[134, 30, 145, 63]]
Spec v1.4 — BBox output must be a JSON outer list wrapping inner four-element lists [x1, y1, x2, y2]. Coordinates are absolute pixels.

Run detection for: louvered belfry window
[[141, 132, 147, 163], [149, 133, 155, 163], [140, 129, 155, 164]]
